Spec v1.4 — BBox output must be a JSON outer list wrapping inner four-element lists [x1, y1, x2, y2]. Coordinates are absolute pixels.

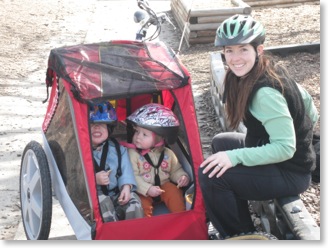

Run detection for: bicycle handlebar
[[135, 0, 175, 41]]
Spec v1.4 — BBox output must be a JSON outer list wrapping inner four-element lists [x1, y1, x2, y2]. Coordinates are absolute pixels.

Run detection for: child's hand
[[96, 170, 111, 185], [177, 175, 189, 188], [147, 186, 165, 197], [118, 184, 131, 205]]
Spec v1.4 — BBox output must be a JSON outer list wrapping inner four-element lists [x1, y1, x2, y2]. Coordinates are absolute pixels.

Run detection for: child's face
[[91, 123, 108, 147], [132, 126, 155, 150]]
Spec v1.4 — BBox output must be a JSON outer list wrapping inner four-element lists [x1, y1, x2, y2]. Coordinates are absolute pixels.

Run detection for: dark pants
[[198, 132, 311, 238]]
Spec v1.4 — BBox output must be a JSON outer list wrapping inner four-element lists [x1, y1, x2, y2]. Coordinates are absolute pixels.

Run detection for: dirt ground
[[0, 0, 321, 240], [0, 0, 98, 240]]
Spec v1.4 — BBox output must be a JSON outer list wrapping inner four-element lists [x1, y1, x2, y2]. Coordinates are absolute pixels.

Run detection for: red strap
[[120, 140, 165, 156]]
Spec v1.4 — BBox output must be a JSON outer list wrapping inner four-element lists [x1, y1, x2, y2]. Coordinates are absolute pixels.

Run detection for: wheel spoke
[[30, 192, 42, 219], [29, 168, 41, 197], [27, 200, 38, 238], [21, 190, 28, 217]]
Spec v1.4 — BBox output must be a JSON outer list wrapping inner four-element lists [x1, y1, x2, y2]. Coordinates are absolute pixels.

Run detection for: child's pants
[[98, 191, 144, 222], [138, 181, 185, 217]]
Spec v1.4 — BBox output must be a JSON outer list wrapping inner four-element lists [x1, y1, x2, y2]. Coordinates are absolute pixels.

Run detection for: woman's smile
[[233, 63, 245, 68]]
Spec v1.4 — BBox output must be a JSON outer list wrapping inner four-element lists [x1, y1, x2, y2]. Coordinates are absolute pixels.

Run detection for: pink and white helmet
[[127, 103, 180, 144]]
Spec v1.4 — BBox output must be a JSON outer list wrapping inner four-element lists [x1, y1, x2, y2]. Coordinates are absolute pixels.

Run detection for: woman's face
[[224, 44, 263, 77]]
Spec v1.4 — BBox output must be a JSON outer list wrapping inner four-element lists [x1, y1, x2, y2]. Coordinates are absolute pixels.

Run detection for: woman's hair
[[224, 50, 288, 129]]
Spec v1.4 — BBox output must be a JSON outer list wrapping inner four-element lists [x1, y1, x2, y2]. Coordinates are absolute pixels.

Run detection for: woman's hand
[[200, 151, 233, 178]]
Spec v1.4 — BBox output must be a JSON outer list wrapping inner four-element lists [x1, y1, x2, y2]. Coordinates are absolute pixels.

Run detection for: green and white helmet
[[214, 14, 266, 47]]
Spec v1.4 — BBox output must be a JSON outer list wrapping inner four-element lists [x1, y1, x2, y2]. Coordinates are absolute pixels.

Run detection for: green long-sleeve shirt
[[227, 84, 319, 167]]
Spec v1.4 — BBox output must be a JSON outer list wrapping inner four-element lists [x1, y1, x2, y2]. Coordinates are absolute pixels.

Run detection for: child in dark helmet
[[90, 101, 143, 222], [125, 103, 190, 217], [198, 14, 319, 238]]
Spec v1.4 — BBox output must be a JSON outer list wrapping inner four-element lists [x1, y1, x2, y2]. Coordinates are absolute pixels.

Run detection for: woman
[[198, 14, 318, 238]]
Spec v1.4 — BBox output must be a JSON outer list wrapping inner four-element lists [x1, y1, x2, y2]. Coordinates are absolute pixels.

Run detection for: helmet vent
[[98, 105, 104, 113], [238, 21, 246, 33]]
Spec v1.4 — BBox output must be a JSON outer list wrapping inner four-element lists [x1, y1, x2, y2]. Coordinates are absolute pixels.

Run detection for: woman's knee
[[212, 132, 245, 152]]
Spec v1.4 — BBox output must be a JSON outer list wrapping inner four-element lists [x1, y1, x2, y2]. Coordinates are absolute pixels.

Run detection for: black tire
[[225, 231, 278, 240], [20, 140, 52, 240]]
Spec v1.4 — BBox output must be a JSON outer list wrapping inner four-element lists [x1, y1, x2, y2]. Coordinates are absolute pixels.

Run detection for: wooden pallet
[[171, 0, 320, 46], [171, 0, 251, 46], [243, 0, 320, 8]]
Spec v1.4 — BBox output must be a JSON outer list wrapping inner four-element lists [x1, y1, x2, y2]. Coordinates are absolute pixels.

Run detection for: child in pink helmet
[[126, 103, 190, 217]]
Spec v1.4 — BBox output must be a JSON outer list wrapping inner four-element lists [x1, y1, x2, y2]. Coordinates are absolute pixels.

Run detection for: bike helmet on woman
[[89, 101, 117, 126], [126, 103, 180, 144], [214, 14, 266, 47]]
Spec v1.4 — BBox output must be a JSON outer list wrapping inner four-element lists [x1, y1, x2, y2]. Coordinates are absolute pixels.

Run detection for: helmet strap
[[140, 139, 165, 156], [248, 43, 260, 73], [119, 139, 165, 156], [93, 140, 108, 150]]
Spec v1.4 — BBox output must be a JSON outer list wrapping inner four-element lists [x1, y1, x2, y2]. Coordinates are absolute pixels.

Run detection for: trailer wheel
[[20, 141, 52, 240], [225, 231, 278, 240]]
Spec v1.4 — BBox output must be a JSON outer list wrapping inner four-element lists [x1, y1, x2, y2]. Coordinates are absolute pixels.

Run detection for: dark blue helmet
[[89, 101, 117, 126]]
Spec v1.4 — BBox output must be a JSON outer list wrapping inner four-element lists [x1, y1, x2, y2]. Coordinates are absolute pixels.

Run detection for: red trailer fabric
[[43, 40, 208, 240]]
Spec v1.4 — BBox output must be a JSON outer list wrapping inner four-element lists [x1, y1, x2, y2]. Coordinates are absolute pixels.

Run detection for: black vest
[[243, 70, 316, 173]]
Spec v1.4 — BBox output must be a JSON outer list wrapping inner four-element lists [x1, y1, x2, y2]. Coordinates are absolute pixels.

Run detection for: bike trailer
[[20, 40, 208, 240]]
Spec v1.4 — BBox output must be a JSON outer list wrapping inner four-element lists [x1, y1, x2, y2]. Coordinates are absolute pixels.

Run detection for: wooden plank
[[177, 0, 192, 12], [171, 6, 188, 33], [194, 30, 217, 37], [243, 0, 319, 2], [189, 22, 222, 31], [189, 7, 249, 17], [246, 0, 318, 7], [231, 0, 252, 13], [171, 0, 189, 30], [273, 2, 320, 7], [275, 196, 320, 240], [188, 31, 198, 38], [189, 36, 215, 44], [171, 0, 188, 19], [180, 0, 233, 10], [243, 0, 271, 2], [232, 0, 251, 8], [197, 14, 240, 24], [271, 3, 302, 8]]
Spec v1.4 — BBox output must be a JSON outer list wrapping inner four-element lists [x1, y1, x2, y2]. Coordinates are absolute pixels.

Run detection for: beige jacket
[[128, 147, 188, 196]]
